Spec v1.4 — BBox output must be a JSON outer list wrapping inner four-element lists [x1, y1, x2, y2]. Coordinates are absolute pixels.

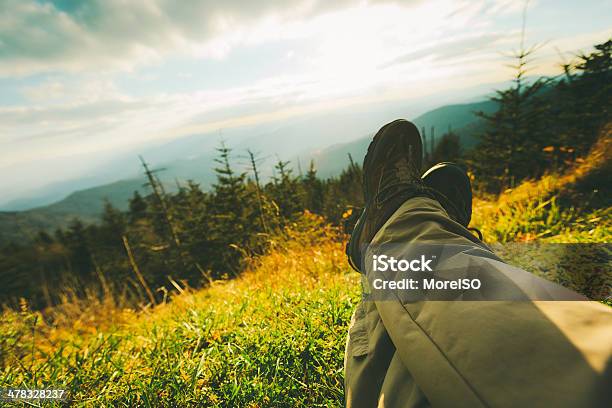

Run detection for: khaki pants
[[344, 197, 612, 407]]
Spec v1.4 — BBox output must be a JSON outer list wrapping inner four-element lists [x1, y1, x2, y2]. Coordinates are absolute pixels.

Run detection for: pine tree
[[208, 142, 254, 275], [62, 219, 94, 286], [302, 161, 325, 214], [246, 149, 270, 233], [552, 39, 611, 158], [430, 131, 462, 165], [128, 191, 147, 224], [322, 154, 363, 222], [140, 156, 181, 248], [100, 201, 127, 244], [469, 4, 549, 192], [268, 159, 303, 221]]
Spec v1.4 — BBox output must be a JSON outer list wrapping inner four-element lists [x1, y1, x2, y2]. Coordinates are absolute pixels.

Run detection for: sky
[[0, 0, 611, 203]]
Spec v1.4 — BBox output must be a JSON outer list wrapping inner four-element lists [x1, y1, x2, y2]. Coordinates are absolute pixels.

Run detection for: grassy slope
[[1, 133, 610, 406], [1, 219, 360, 407], [472, 129, 611, 244]]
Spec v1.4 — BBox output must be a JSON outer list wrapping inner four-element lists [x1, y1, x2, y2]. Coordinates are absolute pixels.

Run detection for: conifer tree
[[552, 39, 611, 158], [430, 132, 462, 165], [268, 159, 303, 221], [323, 154, 363, 222], [128, 191, 147, 224], [302, 161, 325, 214], [246, 149, 270, 233], [62, 219, 94, 286], [99, 201, 127, 245], [469, 3, 549, 192], [209, 142, 254, 275]]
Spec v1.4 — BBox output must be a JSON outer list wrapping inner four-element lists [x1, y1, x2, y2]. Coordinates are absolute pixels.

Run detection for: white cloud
[[3, 0, 602, 165], [20, 76, 126, 104], [0, 0, 392, 76]]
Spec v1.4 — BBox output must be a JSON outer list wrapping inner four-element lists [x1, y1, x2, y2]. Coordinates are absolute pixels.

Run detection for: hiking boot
[[344, 163, 475, 234], [347, 119, 434, 272], [421, 162, 472, 227]]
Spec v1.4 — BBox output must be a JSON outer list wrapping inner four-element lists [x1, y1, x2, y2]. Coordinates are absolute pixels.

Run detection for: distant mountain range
[[0, 98, 497, 245], [308, 99, 497, 177], [0, 179, 144, 244]]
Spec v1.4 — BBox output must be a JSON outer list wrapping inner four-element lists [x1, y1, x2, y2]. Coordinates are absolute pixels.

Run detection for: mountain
[[0, 134, 233, 212], [412, 99, 497, 148], [2, 78, 513, 212], [0, 98, 497, 245], [0, 179, 148, 245], [305, 99, 497, 177]]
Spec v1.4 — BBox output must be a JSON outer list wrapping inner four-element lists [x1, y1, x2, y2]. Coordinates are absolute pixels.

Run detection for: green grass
[[472, 130, 611, 243], [1, 218, 360, 407]]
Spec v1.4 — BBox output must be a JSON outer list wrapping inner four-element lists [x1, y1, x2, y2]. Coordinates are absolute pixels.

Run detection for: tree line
[[0, 148, 363, 309]]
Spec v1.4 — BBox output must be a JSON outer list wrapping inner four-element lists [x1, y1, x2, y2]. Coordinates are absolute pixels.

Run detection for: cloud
[[20, 76, 124, 104], [0, 70, 324, 167], [0, 99, 144, 130], [379, 32, 509, 69], [0, 0, 536, 168], [0, 0, 394, 76]]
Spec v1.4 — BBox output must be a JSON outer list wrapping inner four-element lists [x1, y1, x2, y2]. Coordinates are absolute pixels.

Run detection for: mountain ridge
[[0, 98, 494, 245], [306, 99, 497, 177]]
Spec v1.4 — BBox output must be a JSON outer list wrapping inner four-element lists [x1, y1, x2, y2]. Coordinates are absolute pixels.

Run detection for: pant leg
[[346, 197, 612, 408], [345, 297, 432, 408]]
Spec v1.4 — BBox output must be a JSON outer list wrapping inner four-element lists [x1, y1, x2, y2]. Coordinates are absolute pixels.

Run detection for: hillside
[[1, 136, 610, 405], [472, 126, 612, 243], [0, 179, 147, 245], [412, 99, 497, 147], [1, 217, 360, 406]]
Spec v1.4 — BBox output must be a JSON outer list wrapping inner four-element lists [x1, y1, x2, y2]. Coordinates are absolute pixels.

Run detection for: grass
[[1, 215, 360, 407], [1, 134, 610, 406], [471, 128, 611, 243]]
